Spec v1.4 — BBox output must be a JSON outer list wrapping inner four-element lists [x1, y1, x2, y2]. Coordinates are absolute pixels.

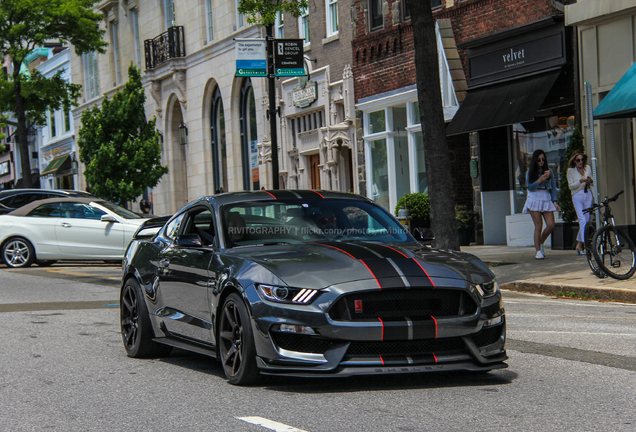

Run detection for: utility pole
[[265, 24, 280, 189]]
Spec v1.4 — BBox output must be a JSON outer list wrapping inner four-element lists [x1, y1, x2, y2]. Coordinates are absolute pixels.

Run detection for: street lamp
[[178, 122, 188, 145]]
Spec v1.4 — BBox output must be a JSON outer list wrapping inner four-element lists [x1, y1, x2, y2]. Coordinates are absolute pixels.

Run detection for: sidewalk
[[460, 245, 636, 303]]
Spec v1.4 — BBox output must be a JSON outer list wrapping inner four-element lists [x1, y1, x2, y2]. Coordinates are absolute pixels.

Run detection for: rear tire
[[584, 223, 605, 278], [592, 226, 636, 280], [2, 237, 35, 268], [218, 293, 260, 385], [120, 278, 172, 358]]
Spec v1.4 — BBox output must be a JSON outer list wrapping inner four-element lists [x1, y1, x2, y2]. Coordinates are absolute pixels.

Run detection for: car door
[[21, 202, 64, 256], [155, 206, 216, 343], [55, 202, 125, 259]]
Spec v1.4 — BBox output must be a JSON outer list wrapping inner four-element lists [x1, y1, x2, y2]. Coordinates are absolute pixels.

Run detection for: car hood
[[229, 241, 494, 289]]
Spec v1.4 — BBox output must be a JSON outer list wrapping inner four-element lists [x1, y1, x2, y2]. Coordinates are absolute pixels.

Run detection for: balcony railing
[[144, 26, 185, 70]]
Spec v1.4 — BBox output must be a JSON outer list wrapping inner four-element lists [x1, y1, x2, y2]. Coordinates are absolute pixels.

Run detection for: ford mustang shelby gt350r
[[120, 190, 507, 385]]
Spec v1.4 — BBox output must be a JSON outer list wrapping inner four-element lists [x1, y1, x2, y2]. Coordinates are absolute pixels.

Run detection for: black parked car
[[120, 190, 507, 385], [0, 189, 96, 214]]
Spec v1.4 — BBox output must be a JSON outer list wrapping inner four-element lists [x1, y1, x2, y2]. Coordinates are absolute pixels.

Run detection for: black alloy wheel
[[2, 237, 35, 268], [120, 278, 172, 358], [219, 293, 259, 385]]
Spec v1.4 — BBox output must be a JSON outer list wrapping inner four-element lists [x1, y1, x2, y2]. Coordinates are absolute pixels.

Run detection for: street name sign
[[236, 39, 267, 77], [274, 39, 305, 77]]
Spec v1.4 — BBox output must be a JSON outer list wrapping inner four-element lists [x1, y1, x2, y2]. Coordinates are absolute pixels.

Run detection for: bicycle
[[583, 191, 636, 280]]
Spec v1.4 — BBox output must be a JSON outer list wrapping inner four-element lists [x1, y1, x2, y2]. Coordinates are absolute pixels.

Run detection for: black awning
[[446, 70, 561, 136]]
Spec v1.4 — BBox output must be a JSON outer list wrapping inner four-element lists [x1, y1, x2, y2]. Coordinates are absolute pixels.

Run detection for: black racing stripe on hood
[[361, 258, 408, 288], [361, 242, 411, 259], [401, 259, 435, 287], [321, 242, 381, 260]]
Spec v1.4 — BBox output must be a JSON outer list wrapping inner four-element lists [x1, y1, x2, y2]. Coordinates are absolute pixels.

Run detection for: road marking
[[0, 301, 120, 313], [45, 268, 121, 280], [504, 299, 636, 307], [509, 330, 636, 336], [236, 417, 310, 432]]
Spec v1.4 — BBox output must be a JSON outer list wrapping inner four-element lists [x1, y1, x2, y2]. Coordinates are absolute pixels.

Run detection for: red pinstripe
[[262, 190, 277, 199], [360, 259, 381, 290], [375, 243, 409, 258], [378, 317, 384, 341], [433, 353, 438, 363], [431, 315, 438, 339], [412, 258, 435, 288], [311, 243, 357, 260], [310, 190, 325, 199], [379, 355, 385, 365]]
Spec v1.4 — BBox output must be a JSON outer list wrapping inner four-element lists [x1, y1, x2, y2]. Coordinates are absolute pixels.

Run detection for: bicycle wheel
[[592, 226, 636, 280], [584, 222, 606, 278]]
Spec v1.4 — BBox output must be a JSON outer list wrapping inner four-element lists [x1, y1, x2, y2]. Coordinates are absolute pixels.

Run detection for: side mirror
[[412, 227, 434, 245], [175, 233, 202, 248], [100, 214, 118, 223]]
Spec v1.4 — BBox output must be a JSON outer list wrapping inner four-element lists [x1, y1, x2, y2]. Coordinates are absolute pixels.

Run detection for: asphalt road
[[1, 265, 635, 431]]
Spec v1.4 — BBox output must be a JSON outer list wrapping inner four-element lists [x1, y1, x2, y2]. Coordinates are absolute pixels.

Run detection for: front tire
[[219, 293, 260, 385], [592, 226, 636, 280], [120, 278, 172, 358], [2, 237, 35, 268]]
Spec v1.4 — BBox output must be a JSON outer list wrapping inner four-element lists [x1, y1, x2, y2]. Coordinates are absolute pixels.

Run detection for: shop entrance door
[[310, 154, 321, 189]]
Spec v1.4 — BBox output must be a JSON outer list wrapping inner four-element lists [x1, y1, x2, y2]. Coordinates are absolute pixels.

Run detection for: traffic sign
[[274, 39, 305, 77], [236, 39, 267, 77]]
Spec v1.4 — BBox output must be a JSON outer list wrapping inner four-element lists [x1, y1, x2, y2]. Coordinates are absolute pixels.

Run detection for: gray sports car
[[120, 190, 507, 385]]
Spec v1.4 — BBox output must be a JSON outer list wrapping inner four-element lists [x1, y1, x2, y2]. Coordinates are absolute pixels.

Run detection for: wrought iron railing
[[144, 26, 185, 70]]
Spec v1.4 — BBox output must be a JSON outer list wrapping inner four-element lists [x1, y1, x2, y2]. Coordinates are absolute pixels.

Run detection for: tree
[[557, 126, 585, 223], [77, 65, 168, 206], [0, 0, 106, 188], [409, 3, 459, 250]]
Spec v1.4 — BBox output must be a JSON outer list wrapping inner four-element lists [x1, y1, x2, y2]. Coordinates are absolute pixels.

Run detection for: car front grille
[[470, 325, 503, 348], [346, 337, 465, 356], [271, 332, 331, 354], [328, 288, 477, 321]]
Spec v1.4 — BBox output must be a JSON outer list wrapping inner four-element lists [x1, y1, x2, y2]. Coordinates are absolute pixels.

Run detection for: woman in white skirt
[[567, 151, 594, 254], [523, 149, 560, 259]]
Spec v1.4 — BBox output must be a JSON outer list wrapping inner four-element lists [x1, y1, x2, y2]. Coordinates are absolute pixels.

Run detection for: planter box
[[551, 222, 579, 250]]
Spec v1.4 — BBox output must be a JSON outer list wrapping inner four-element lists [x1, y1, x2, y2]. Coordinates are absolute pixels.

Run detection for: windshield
[[221, 199, 411, 248], [95, 201, 142, 219]]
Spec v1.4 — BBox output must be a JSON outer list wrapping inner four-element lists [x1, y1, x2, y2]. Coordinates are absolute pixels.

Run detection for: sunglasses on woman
[[575, 158, 584, 162], [538, 157, 546, 162]]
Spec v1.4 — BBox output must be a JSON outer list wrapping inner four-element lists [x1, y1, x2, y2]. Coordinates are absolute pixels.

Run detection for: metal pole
[[265, 25, 280, 189], [585, 82, 600, 228]]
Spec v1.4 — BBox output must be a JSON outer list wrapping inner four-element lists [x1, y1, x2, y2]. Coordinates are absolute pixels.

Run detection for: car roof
[[0, 189, 94, 198], [7, 197, 105, 216], [208, 190, 371, 206]]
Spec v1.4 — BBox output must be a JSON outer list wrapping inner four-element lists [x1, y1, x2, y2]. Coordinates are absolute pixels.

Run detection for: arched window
[[240, 78, 259, 190], [211, 87, 227, 192]]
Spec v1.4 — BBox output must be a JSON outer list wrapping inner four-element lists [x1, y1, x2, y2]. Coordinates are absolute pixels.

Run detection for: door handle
[[61, 222, 72, 228], [159, 258, 170, 268]]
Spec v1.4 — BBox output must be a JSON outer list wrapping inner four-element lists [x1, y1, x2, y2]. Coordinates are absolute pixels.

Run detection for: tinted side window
[[164, 213, 186, 240], [27, 203, 62, 218], [8, 193, 45, 208], [60, 202, 106, 219]]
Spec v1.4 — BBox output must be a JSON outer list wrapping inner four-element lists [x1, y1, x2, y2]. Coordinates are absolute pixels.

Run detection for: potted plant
[[395, 193, 430, 230], [455, 204, 477, 246], [554, 125, 585, 250]]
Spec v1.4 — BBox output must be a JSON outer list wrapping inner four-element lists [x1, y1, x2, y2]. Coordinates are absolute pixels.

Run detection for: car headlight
[[473, 280, 499, 298], [256, 284, 321, 304]]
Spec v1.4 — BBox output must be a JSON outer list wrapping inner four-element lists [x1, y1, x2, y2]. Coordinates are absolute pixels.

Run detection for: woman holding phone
[[523, 149, 560, 259], [567, 150, 594, 254]]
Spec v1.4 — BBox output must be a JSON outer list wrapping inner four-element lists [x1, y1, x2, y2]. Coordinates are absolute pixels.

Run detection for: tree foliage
[[558, 126, 586, 223], [238, 0, 308, 26], [0, 0, 107, 187], [78, 65, 168, 205]]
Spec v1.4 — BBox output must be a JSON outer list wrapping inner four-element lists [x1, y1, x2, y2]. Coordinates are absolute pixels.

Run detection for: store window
[[363, 96, 424, 211], [211, 87, 228, 193], [511, 117, 574, 213], [82, 51, 100, 101], [240, 79, 259, 191]]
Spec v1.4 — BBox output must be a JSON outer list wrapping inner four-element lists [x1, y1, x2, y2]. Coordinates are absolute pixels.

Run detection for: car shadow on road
[[158, 349, 518, 392]]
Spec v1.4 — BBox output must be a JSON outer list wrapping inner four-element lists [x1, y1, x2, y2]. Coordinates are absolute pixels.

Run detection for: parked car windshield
[[95, 201, 142, 219], [221, 199, 411, 247]]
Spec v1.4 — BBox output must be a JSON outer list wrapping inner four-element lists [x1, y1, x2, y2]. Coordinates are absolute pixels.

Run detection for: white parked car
[[0, 197, 148, 268]]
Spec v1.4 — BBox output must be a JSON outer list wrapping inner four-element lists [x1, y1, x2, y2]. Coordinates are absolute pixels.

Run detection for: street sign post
[[274, 39, 305, 77], [235, 39, 267, 77]]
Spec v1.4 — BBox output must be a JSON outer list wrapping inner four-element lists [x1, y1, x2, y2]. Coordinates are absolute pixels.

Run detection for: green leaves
[[78, 64, 169, 205], [238, 0, 308, 26]]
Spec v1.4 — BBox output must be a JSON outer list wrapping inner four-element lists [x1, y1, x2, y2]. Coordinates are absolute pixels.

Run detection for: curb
[[500, 281, 636, 303]]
